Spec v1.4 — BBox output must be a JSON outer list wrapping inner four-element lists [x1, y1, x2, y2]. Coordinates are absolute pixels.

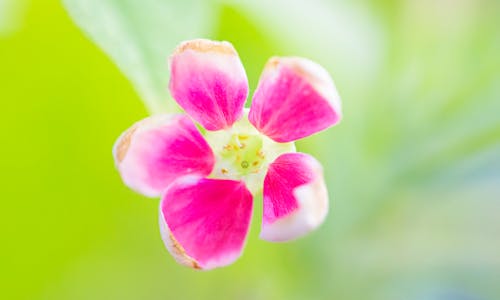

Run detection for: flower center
[[204, 111, 295, 194], [220, 133, 265, 176]]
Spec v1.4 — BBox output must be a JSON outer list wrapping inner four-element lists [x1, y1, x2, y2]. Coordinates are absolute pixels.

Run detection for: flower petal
[[169, 39, 249, 131], [113, 114, 214, 197], [249, 57, 342, 142], [159, 177, 253, 270], [260, 153, 328, 242]]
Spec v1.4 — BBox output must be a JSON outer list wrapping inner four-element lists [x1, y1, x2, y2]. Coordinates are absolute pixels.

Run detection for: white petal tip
[[172, 39, 237, 57], [159, 212, 203, 270]]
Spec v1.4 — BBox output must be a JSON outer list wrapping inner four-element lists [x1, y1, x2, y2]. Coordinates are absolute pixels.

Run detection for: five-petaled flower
[[113, 39, 342, 270]]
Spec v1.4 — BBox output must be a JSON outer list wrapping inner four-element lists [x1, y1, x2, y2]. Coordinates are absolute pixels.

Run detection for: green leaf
[[0, 0, 28, 37], [63, 0, 216, 113]]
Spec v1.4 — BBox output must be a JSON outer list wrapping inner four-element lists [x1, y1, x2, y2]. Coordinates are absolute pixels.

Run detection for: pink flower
[[113, 39, 342, 270]]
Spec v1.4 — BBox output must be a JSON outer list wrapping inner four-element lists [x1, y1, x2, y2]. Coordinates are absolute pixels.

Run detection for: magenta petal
[[249, 57, 342, 142], [261, 153, 329, 242], [169, 39, 249, 131], [159, 177, 253, 270], [112, 115, 214, 197]]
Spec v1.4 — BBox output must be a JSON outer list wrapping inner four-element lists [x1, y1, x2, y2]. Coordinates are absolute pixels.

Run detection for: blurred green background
[[1, 0, 499, 299]]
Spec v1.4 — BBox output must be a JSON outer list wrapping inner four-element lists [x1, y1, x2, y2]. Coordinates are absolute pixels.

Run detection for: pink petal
[[169, 39, 249, 131], [112, 114, 214, 197], [260, 153, 329, 242], [159, 176, 253, 270], [249, 57, 342, 143]]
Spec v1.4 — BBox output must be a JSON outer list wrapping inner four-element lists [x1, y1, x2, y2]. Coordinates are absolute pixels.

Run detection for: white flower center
[[205, 111, 295, 194]]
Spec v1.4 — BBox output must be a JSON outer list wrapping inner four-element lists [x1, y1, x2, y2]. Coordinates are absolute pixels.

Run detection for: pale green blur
[[1, 1, 499, 299]]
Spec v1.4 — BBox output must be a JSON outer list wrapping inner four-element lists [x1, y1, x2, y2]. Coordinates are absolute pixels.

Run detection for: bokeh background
[[1, 0, 499, 299]]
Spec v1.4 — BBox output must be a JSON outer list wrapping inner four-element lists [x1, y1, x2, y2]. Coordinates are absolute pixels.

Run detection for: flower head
[[113, 39, 342, 270]]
